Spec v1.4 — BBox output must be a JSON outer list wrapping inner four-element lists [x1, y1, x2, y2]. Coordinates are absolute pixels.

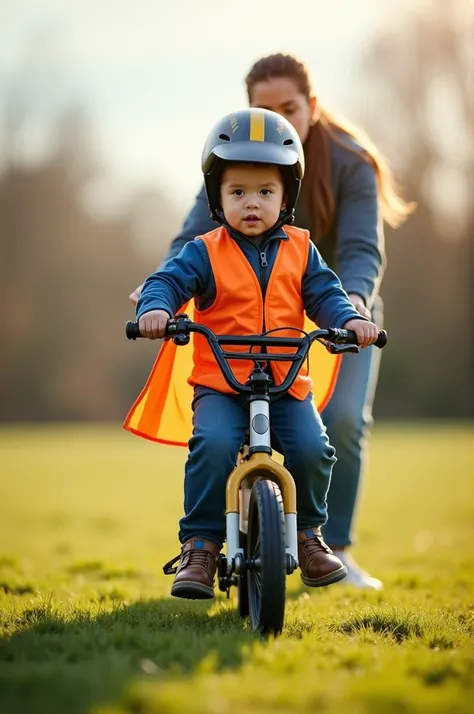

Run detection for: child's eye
[[233, 189, 244, 196], [261, 188, 272, 196]]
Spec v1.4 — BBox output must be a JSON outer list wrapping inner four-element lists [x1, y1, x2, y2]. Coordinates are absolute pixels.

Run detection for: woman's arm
[[335, 156, 386, 311], [303, 243, 367, 329]]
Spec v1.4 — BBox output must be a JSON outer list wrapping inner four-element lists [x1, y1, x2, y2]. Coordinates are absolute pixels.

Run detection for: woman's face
[[249, 76, 316, 144]]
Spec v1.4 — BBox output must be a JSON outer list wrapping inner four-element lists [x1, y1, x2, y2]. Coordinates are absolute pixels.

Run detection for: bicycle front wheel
[[247, 479, 286, 635]]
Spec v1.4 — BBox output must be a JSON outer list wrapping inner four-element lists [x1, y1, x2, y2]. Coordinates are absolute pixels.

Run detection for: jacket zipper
[[259, 249, 269, 299], [240, 235, 280, 375], [241, 237, 274, 370], [258, 244, 270, 362], [236, 234, 275, 330]]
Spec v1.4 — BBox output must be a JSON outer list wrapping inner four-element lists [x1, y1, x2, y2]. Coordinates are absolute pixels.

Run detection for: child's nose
[[245, 194, 260, 208]]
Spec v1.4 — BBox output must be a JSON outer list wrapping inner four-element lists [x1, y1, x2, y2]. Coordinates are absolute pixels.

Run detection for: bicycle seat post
[[237, 368, 273, 535], [247, 368, 273, 457]]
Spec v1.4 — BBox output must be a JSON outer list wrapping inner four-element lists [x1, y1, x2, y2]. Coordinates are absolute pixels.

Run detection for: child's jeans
[[178, 387, 337, 547]]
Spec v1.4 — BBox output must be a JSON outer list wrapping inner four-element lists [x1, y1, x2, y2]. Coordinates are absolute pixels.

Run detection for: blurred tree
[[0, 109, 180, 420], [358, 0, 473, 417]]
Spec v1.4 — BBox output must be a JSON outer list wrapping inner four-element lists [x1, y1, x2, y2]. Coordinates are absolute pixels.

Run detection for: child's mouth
[[244, 214, 260, 224]]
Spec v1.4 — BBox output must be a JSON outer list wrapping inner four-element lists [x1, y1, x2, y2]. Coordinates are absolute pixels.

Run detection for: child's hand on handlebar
[[138, 310, 170, 339], [343, 318, 379, 348]]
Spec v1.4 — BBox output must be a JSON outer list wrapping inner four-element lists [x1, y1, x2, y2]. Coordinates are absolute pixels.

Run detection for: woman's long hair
[[246, 53, 415, 238]]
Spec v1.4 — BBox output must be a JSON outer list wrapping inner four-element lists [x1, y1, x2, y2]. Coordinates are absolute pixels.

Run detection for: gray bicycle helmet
[[201, 108, 305, 225]]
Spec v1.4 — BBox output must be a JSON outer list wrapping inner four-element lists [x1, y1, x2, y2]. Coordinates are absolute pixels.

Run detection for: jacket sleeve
[[303, 242, 368, 329], [159, 184, 217, 268], [335, 157, 386, 309], [138, 239, 211, 319]]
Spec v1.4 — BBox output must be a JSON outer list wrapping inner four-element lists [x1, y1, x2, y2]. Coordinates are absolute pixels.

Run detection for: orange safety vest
[[191, 225, 311, 398], [124, 226, 341, 446]]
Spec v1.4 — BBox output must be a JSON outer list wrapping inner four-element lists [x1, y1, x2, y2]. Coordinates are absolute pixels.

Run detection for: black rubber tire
[[237, 531, 249, 618], [247, 479, 286, 635]]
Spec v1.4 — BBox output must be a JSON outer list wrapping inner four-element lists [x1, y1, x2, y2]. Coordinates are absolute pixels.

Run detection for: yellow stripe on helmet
[[249, 110, 265, 141]]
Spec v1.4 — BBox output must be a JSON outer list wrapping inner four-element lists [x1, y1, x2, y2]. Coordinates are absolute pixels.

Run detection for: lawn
[[0, 424, 472, 714]]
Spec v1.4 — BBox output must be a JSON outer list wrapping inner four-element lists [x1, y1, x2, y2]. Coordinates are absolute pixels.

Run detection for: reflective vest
[[190, 225, 311, 399], [123, 226, 341, 446]]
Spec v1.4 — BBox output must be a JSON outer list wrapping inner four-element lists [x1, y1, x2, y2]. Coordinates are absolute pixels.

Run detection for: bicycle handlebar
[[125, 317, 387, 349], [125, 315, 387, 395]]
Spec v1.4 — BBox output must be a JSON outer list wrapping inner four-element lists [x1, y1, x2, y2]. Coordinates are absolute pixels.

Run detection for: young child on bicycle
[[136, 108, 379, 599]]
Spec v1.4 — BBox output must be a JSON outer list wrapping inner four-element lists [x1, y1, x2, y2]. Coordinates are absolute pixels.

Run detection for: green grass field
[[0, 424, 473, 714]]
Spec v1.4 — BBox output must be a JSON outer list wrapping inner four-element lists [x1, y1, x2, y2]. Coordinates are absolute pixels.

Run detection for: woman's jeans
[[179, 390, 336, 547], [321, 297, 383, 547]]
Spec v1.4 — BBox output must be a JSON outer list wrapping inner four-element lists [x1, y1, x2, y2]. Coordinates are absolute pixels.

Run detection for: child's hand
[[343, 318, 378, 348], [138, 310, 170, 339]]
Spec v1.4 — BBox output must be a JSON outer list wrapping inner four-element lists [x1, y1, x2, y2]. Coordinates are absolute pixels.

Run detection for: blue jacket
[[159, 133, 385, 310], [137, 226, 364, 331]]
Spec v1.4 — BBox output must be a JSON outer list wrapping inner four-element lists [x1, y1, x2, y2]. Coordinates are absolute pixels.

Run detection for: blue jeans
[[321, 297, 383, 547], [179, 389, 336, 546]]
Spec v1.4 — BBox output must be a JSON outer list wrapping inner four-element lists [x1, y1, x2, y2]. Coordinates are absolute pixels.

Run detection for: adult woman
[[130, 53, 413, 588]]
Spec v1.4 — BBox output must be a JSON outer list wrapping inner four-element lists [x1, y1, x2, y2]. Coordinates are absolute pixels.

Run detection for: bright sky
[[0, 0, 422, 211]]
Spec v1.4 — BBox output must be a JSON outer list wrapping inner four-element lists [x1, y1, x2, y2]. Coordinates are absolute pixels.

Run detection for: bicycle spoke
[[252, 570, 262, 597]]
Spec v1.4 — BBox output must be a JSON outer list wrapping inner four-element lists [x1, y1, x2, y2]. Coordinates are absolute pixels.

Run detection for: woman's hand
[[129, 283, 144, 306], [343, 318, 378, 348], [348, 293, 371, 319], [138, 310, 170, 339]]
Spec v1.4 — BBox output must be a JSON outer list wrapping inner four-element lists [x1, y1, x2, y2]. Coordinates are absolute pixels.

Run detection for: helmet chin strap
[[211, 208, 295, 242]]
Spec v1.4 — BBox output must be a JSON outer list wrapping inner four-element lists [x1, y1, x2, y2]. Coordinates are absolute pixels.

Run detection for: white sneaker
[[332, 550, 383, 590]]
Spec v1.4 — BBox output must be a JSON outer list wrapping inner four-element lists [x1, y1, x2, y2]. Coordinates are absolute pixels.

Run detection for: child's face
[[220, 164, 286, 237]]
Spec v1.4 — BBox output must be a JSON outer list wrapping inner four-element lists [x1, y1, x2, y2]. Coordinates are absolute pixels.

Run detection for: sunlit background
[[1, 0, 472, 421]]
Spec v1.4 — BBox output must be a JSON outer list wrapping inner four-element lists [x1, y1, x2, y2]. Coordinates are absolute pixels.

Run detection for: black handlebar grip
[[375, 330, 387, 349], [336, 328, 387, 348], [125, 321, 143, 340]]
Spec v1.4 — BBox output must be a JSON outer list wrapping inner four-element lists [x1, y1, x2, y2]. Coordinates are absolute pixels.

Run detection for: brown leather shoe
[[298, 527, 347, 587], [170, 537, 220, 599]]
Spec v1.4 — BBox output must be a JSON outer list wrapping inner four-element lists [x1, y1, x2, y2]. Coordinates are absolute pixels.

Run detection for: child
[[137, 108, 379, 599]]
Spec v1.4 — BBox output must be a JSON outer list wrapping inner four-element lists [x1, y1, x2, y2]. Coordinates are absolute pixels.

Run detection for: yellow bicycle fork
[[225, 452, 298, 574]]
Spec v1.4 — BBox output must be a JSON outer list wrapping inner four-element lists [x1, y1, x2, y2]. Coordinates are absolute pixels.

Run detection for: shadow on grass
[[0, 596, 255, 714]]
